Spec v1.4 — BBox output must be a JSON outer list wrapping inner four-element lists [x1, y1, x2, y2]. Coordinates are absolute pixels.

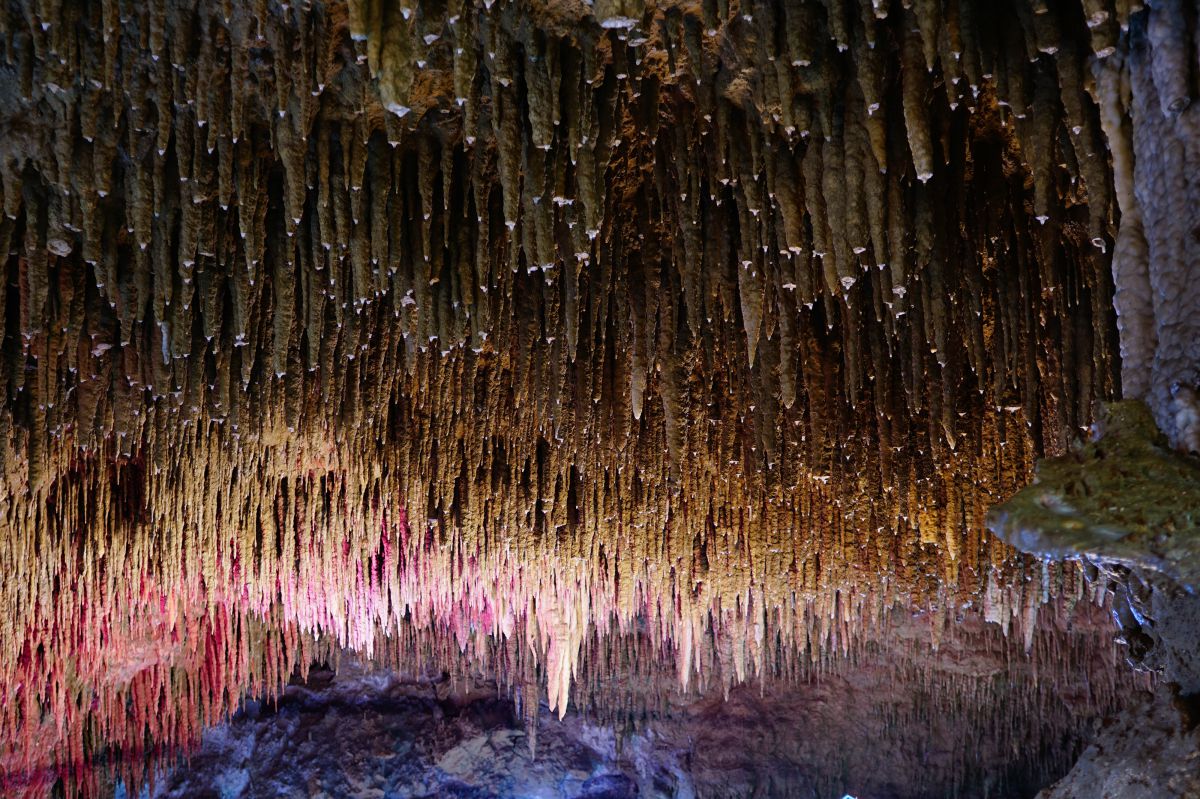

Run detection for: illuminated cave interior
[[1, 0, 1199, 796]]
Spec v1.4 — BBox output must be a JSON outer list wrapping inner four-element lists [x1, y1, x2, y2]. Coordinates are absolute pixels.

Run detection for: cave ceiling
[[0, 0, 1197, 796]]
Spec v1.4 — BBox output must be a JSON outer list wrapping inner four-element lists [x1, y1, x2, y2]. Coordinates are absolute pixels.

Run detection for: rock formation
[[0, 0, 1196, 796], [1035, 687, 1200, 799]]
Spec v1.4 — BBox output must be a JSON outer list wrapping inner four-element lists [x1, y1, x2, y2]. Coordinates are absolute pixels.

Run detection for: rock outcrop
[[991, 401, 1200, 797], [1035, 687, 1200, 799]]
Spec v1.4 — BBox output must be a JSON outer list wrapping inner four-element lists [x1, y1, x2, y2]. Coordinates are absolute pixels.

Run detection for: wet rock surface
[[988, 401, 1200, 591]]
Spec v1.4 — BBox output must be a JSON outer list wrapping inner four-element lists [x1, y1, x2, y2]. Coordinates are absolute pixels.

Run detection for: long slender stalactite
[[1, 0, 1195, 796]]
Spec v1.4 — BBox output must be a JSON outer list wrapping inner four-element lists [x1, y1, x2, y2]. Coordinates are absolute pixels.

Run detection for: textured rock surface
[[1117, 14, 1200, 453], [145, 667, 655, 799], [150, 603, 1136, 799], [988, 401, 1200, 591], [1035, 688, 1200, 799]]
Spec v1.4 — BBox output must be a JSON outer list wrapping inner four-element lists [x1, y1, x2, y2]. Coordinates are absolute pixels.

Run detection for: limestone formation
[[0, 0, 1197, 796]]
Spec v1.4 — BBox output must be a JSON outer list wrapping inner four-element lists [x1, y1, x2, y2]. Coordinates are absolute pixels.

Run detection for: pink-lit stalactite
[[1, 428, 1118, 797]]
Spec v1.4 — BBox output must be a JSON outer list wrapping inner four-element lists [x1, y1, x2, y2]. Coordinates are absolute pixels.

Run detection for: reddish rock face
[[0, 0, 1197, 796]]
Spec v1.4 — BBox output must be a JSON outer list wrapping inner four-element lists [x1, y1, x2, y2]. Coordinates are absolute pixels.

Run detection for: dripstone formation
[[0, 0, 1197, 796]]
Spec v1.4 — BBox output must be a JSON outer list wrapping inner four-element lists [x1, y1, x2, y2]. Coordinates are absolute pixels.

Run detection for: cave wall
[[1090, 5, 1200, 452]]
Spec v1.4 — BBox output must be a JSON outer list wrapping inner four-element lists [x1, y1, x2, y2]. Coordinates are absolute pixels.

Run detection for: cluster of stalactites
[[344, 0, 1200, 453], [0, 0, 1123, 726], [0, 428, 1131, 797], [0, 0, 1159, 794], [0, 0, 1125, 485]]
